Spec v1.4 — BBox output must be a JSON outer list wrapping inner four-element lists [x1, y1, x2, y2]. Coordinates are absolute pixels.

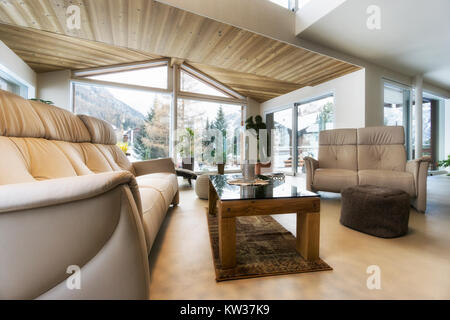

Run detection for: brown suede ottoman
[[340, 185, 410, 238]]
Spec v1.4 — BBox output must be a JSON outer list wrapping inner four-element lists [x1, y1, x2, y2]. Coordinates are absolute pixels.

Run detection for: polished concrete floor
[[148, 175, 450, 299]]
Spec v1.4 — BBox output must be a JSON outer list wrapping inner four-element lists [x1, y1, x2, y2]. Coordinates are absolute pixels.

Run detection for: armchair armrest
[[0, 172, 149, 299], [303, 157, 319, 192], [303, 157, 319, 170], [406, 156, 431, 212], [132, 158, 176, 177]]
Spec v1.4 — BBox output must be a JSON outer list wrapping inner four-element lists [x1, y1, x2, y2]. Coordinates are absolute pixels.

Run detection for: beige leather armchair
[[304, 126, 430, 212]]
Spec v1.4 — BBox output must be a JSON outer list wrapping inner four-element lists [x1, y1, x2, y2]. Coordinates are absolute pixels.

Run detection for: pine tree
[[212, 106, 227, 136], [133, 97, 170, 160], [211, 106, 228, 164], [134, 110, 155, 160], [317, 102, 334, 131]]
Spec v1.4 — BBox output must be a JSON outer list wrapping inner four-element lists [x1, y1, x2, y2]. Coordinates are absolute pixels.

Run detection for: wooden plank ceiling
[[0, 0, 361, 102]]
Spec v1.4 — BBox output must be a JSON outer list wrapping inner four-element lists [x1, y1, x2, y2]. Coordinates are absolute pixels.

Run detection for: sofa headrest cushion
[[358, 126, 405, 145], [78, 115, 117, 145], [0, 89, 90, 142], [319, 129, 357, 146], [30, 100, 91, 142]]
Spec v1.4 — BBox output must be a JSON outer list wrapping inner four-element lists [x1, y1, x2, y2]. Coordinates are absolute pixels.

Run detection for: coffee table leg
[[296, 211, 320, 261], [208, 180, 217, 215], [218, 207, 236, 269]]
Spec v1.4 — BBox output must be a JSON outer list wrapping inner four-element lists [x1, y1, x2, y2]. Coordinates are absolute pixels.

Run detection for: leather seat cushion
[[358, 170, 416, 197], [313, 168, 358, 193], [137, 173, 177, 207], [138, 187, 167, 252]]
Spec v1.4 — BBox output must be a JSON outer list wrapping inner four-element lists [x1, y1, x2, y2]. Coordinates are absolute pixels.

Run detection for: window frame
[[0, 69, 31, 98], [382, 78, 413, 159], [70, 59, 248, 168], [264, 92, 335, 176]]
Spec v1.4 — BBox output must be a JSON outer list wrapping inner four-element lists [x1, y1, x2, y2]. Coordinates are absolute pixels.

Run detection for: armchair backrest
[[318, 129, 358, 171], [357, 126, 406, 172]]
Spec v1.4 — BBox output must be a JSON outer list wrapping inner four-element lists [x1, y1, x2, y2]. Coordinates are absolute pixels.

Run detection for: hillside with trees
[[75, 85, 145, 131]]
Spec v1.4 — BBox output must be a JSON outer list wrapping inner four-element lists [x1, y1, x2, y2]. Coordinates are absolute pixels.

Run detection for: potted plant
[[117, 142, 130, 156], [210, 107, 228, 174], [217, 148, 227, 175], [179, 128, 195, 171], [245, 116, 270, 175], [438, 155, 450, 176], [209, 135, 226, 174]]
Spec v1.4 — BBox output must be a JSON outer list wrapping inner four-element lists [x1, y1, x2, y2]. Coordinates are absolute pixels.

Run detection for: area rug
[[206, 211, 332, 281]]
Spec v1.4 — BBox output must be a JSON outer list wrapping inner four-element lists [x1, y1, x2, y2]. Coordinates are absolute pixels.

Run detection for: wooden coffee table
[[208, 175, 321, 269]]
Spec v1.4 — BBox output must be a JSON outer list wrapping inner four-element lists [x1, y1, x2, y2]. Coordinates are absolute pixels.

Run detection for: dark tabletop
[[209, 174, 319, 201]]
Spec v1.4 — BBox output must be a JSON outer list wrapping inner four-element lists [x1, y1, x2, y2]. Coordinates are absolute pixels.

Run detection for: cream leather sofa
[[304, 126, 430, 212], [0, 89, 179, 299]]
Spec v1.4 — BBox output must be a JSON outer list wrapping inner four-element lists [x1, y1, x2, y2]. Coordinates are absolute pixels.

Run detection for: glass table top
[[209, 174, 319, 201]]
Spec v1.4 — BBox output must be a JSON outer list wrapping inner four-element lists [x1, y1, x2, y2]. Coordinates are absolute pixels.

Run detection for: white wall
[[37, 70, 72, 110], [297, 39, 450, 127], [0, 40, 36, 98], [261, 69, 365, 129], [295, 0, 347, 34], [246, 98, 261, 120]]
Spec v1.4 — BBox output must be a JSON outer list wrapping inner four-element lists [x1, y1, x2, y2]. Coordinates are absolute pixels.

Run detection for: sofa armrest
[[132, 158, 176, 177], [303, 157, 319, 192], [0, 171, 139, 213], [406, 156, 431, 212], [0, 173, 149, 299]]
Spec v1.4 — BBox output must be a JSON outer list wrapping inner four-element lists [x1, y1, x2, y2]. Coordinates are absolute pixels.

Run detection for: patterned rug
[[206, 211, 332, 281]]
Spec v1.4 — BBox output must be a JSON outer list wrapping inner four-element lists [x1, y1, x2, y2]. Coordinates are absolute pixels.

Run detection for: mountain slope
[[74, 85, 145, 131]]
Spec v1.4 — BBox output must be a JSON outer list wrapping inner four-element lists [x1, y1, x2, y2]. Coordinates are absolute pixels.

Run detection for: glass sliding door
[[266, 95, 334, 176], [383, 81, 412, 158], [412, 93, 443, 169], [296, 95, 334, 174], [267, 108, 294, 174]]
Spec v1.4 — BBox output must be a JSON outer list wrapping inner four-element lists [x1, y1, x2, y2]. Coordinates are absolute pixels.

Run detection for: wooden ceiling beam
[[0, 0, 361, 102]]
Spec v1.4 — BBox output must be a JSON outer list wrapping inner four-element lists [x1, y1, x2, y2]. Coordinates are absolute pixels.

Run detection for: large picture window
[[73, 83, 171, 161], [177, 99, 242, 172], [72, 60, 246, 171]]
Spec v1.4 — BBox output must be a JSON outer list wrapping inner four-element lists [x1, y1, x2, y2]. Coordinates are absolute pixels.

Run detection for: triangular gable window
[[180, 70, 231, 98], [86, 66, 168, 89]]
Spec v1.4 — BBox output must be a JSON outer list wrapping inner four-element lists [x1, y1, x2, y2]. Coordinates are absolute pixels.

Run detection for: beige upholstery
[[305, 126, 430, 212], [313, 168, 358, 193], [78, 114, 117, 145], [358, 126, 407, 172], [318, 129, 358, 170], [0, 89, 178, 299], [358, 170, 415, 197]]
